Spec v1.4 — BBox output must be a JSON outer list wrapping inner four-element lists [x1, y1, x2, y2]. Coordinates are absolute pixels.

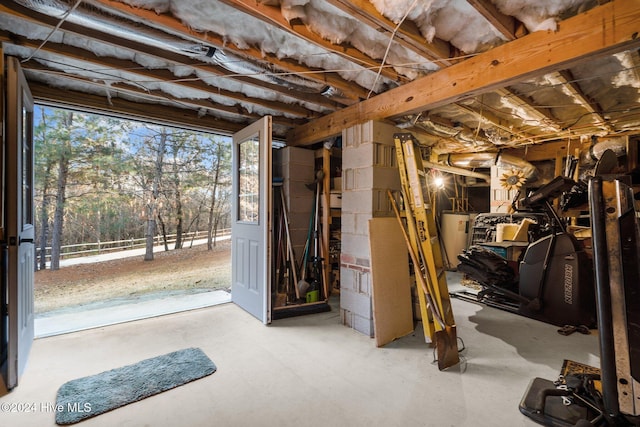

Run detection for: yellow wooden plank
[[287, 0, 640, 145]]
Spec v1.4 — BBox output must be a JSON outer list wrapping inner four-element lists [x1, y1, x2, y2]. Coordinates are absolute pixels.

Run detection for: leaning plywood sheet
[[369, 217, 414, 347]]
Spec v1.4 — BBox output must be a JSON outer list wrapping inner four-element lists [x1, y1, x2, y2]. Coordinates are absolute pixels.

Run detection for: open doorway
[[33, 105, 233, 336]]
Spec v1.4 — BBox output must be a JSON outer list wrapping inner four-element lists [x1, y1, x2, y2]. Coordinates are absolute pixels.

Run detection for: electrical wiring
[[21, 0, 84, 64], [366, 0, 419, 99]]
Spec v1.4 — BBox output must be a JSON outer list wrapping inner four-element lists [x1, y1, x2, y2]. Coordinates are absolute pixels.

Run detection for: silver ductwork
[[412, 117, 491, 146], [580, 136, 627, 167], [438, 152, 538, 182], [11, 0, 342, 97], [422, 160, 491, 183], [209, 50, 342, 96]]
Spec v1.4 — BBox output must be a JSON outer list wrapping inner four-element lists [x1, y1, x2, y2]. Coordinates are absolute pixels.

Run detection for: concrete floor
[[0, 290, 599, 427], [35, 289, 232, 338]]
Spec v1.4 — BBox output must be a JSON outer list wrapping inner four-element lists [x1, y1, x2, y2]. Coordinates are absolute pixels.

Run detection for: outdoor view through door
[[19, 105, 233, 350], [1, 57, 272, 391]]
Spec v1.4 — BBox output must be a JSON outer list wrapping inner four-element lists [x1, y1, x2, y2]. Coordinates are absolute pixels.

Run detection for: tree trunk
[[174, 192, 183, 250], [50, 112, 73, 270], [38, 162, 53, 270], [158, 214, 169, 251], [50, 151, 69, 270], [207, 143, 223, 250], [144, 212, 156, 261], [144, 129, 167, 261]]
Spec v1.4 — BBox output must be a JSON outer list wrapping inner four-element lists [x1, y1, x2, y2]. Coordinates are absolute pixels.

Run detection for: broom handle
[[281, 191, 300, 299]]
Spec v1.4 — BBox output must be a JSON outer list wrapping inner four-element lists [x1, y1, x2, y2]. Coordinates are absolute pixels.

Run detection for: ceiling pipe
[[422, 160, 491, 183], [11, 0, 341, 96], [438, 152, 538, 182], [580, 135, 627, 167]]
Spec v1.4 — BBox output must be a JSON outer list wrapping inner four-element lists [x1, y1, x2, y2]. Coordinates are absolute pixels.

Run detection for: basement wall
[[340, 121, 402, 337]]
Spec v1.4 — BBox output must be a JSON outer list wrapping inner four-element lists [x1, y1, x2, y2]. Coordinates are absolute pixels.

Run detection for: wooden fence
[[35, 228, 231, 263]]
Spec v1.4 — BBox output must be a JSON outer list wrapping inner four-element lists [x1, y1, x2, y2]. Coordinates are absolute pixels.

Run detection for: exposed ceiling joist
[[466, 0, 523, 41], [1, 31, 317, 119], [495, 88, 563, 133], [0, 8, 343, 113], [341, 0, 551, 148], [217, 0, 404, 83], [451, 102, 536, 143], [87, 0, 371, 101], [555, 69, 612, 132], [4, 0, 369, 102], [23, 62, 306, 128], [325, 0, 454, 66], [2, 0, 638, 154], [30, 82, 246, 134], [469, 0, 616, 138], [287, 0, 640, 146]]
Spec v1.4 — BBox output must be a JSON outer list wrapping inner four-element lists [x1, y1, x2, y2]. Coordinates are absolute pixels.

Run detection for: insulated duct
[[11, 0, 341, 97], [580, 136, 627, 167], [209, 50, 342, 96], [438, 152, 538, 182], [422, 160, 491, 183], [412, 117, 491, 146]]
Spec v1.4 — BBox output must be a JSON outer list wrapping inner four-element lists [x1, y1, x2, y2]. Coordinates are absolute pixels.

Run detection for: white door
[[3, 57, 35, 390], [231, 117, 272, 324]]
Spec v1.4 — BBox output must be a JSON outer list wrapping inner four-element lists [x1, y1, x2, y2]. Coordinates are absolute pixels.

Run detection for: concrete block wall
[[340, 121, 402, 337], [273, 147, 316, 261]]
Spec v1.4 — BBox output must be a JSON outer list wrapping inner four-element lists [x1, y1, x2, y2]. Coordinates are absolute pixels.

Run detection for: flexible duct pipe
[[438, 152, 538, 181], [12, 0, 339, 96], [422, 160, 491, 183], [580, 136, 627, 167]]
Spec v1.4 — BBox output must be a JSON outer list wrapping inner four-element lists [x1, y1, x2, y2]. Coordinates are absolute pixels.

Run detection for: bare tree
[[49, 111, 74, 270], [144, 129, 167, 261]]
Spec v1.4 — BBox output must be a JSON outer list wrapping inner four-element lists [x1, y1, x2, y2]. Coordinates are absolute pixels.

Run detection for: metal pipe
[[438, 152, 538, 181], [422, 160, 491, 182]]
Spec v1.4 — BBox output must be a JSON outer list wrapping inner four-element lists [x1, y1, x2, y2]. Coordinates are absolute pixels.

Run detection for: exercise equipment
[[457, 176, 596, 328], [519, 176, 640, 426]]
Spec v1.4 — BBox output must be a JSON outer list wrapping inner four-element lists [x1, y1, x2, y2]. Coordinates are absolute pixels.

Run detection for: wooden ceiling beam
[[451, 102, 536, 143], [465, 1, 569, 136], [555, 69, 612, 132], [218, 0, 404, 83], [344, 0, 558, 141], [495, 88, 564, 133], [29, 82, 249, 135], [22, 63, 306, 128], [287, 0, 640, 146], [82, 0, 369, 101], [0, 0, 368, 105], [326, 0, 454, 66], [0, 7, 341, 111], [466, 0, 522, 41], [0, 31, 319, 119]]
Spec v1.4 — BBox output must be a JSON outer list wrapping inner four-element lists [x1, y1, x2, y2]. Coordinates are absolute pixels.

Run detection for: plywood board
[[368, 218, 414, 347]]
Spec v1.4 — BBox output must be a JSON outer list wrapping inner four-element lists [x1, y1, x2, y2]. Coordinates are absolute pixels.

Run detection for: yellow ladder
[[391, 133, 459, 370]]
